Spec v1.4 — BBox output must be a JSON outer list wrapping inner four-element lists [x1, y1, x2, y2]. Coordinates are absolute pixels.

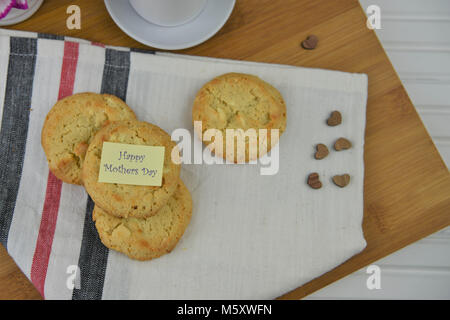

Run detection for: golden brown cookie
[[82, 120, 181, 218], [41, 92, 137, 185], [93, 180, 192, 261], [192, 73, 287, 163]]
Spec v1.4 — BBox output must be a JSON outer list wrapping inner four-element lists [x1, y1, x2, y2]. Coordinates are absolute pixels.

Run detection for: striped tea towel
[[0, 28, 368, 300]]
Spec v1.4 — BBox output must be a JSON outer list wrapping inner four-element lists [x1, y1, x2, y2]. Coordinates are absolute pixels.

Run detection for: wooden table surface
[[1, 0, 449, 300]]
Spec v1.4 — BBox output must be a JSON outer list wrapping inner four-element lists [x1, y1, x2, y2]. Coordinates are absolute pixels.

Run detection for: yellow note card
[[98, 142, 165, 186]]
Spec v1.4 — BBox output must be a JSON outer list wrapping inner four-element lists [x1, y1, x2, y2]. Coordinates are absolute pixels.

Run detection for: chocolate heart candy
[[307, 172, 322, 189], [334, 137, 352, 151], [314, 143, 329, 160], [301, 35, 318, 50], [327, 111, 342, 126], [332, 174, 350, 187]]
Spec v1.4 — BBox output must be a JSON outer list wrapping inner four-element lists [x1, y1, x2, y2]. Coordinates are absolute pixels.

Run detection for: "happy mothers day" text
[[102, 150, 157, 177]]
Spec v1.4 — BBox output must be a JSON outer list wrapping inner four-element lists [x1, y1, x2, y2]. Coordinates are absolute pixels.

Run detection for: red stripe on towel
[[30, 41, 79, 298]]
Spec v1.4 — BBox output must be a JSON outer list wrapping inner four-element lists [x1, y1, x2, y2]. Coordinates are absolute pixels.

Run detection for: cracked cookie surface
[[192, 73, 287, 163], [93, 180, 192, 261], [82, 120, 181, 218], [41, 92, 136, 185]]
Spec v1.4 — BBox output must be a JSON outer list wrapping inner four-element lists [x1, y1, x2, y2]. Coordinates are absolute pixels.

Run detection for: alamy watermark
[[366, 264, 381, 290], [66, 264, 81, 290], [366, 5, 381, 30], [66, 5, 81, 30], [171, 121, 280, 176]]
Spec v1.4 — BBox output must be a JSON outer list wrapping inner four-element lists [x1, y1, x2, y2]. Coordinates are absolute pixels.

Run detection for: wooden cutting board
[[1, 0, 449, 300]]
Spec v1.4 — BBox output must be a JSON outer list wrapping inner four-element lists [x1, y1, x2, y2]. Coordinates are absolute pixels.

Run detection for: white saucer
[[0, 0, 43, 26], [104, 0, 236, 50]]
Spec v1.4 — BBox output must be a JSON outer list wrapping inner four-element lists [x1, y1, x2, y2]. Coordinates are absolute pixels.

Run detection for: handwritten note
[[98, 142, 165, 186]]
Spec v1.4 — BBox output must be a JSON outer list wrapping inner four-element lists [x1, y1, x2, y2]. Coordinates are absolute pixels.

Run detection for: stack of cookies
[[42, 93, 192, 261], [42, 73, 284, 260]]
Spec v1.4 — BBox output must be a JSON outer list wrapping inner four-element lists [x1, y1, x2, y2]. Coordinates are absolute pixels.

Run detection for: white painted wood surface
[[306, 0, 450, 299]]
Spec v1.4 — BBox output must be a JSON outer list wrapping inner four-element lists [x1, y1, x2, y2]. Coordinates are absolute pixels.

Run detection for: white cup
[[129, 0, 208, 27]]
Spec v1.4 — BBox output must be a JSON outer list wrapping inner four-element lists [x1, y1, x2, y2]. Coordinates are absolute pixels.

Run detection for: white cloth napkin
[[0, 28, 367, 299]]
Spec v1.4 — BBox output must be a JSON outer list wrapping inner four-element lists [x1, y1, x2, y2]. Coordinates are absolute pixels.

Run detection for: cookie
[[192, 73, 287, 163], [93, 180, 192, 261], [41, 92, 136, 185], [82, 120, 181, 218]]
